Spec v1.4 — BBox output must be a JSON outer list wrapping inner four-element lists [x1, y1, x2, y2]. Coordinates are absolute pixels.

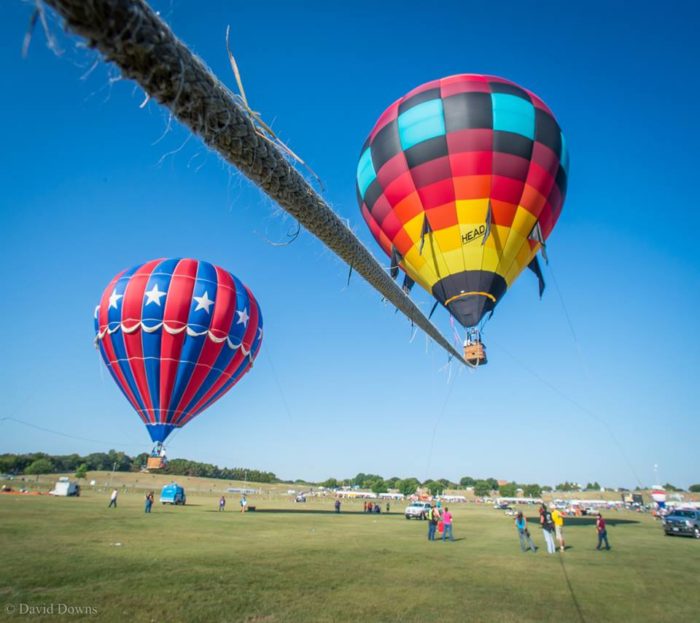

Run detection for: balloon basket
[[464, 342, 487, 366], [146, 457, 166, 470]]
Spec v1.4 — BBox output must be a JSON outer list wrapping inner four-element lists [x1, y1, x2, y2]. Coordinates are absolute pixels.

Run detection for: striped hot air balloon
[[94, 258, 262, 446], [357, 74, 568, 334]]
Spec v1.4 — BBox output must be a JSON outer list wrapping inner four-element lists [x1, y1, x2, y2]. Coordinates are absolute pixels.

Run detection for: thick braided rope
[[43, 0, 466, 364]]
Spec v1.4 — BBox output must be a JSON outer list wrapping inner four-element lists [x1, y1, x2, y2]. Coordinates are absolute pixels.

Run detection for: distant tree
[[584, 482, 601, 491], [132, 453, 150, 471], [85, 452, 111, 471], [53, 454, 81, 472], [459, 476, 476, 487], [321, 478, 339, 489], [369, 479, 388, 495], [523, 484, 542, 497], [473, 480, 492, 497], [352, 473, 367, 487], [663, 483, 683, 492], [424, 480, 442, 496], [106, 449, 132, 472], [74, 464, 88, 479], [689, 484, 700, 493], [0, 454, 24, 474], [556, 481, 577, 492], [499, 482, 518, 497], [438, 478, 455, 490], [24, 458, 55, 475], [397, 478, 420, 496], [485, 478, 499, 491], [541, 485, 553, 492], [385, 476, 400, 489]]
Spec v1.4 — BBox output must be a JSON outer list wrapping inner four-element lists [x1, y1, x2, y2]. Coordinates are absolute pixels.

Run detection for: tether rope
[[41, 0, 466, 366]]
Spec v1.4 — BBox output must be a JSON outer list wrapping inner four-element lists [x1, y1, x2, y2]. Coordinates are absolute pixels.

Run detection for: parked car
[[404, 501, 432, 520], [295, 494, 307, 503], [663, 509, 700, 538]]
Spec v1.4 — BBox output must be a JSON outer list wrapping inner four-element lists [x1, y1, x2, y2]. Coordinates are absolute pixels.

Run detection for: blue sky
[[1, 0, 698, 488]]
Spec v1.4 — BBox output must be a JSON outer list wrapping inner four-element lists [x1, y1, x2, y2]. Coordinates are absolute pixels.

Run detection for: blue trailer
[[160, 483, 186, 505]]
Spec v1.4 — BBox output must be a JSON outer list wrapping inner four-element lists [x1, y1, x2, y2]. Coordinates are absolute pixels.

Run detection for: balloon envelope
[[356, 74, 568, 327], [94, 258, 263, 443]]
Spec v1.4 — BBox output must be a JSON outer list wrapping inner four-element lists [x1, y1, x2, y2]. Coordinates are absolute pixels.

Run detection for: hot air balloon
[[356, 74, 568, 364], [94, 258, 263, 467]]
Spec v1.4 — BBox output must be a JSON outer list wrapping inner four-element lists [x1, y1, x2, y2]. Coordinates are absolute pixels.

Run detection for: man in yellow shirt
[[551, 505, 565, 552]]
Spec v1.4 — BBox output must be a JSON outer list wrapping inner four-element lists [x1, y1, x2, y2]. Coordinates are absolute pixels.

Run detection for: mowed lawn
[[1, 490, 698, 622]]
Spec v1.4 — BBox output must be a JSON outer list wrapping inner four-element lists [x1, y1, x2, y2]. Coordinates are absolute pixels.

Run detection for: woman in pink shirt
[[441, 507, 455, 541]]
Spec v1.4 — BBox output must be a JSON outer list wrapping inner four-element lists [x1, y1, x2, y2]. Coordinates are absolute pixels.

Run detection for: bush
[[24, 458, 55, 475]]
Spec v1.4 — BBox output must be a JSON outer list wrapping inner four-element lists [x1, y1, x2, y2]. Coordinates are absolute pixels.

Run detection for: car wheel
[[694, 527, 700, 539], [405, 515, 410, 520]]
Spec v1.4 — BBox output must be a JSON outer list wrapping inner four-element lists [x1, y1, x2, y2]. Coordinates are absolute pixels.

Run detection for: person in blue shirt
[[515, 511, 537, 552], [144, 491, 153, 513]]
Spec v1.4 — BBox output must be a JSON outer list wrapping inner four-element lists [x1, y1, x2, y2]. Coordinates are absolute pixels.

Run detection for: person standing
[[108, 489, 118, 508], [515, 512, 537, 552], [219, 496, 226, 512], [240, 495, 248, 513], [551, 505, 566, 551], [596, 513, 611, 550], [144, 491, 153, 513], [441, 507, 455, 542], [539, 504, 556, 554], [334, 498, 341, 513], [427, 503, 439, 541]]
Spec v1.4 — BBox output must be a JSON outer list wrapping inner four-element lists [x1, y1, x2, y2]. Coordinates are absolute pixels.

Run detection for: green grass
[[1, 486, 698, 622]]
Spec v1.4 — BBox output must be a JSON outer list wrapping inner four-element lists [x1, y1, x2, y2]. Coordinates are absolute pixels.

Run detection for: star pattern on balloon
[[144, 284, 167, 306], [193, 291, 215, 313]]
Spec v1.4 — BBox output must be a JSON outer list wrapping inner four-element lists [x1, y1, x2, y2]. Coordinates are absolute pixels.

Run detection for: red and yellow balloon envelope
[[94, 258, 262, 445], [357, 74, 568, 332]]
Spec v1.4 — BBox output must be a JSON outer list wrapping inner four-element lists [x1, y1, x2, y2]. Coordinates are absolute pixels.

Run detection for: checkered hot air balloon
[[94, 258, 263, 446], [357, 74, 568, 334]]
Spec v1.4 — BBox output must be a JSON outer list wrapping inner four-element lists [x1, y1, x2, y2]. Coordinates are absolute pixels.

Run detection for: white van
[[49, 477, 81, 497]]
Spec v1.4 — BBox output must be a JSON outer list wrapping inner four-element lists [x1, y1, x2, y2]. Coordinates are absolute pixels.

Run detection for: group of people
[[426, 503, 455, 541], [363, 501, 382, 513], [514, 503, 611, 553], [217, 495, 249, 512], [121, 490, 609, 553]]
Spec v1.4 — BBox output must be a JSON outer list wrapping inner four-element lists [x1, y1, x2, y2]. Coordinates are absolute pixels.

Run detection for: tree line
[[2, 453, 694, 494], [318, 474, 527, 497], [0, 452, 277, 484]]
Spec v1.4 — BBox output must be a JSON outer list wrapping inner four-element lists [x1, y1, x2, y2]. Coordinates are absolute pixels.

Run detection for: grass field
[[1, 476, 698, 622]]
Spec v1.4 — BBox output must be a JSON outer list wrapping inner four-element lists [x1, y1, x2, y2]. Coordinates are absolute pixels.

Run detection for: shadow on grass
[[202, 509, 402, 516], [525, 516, 640, 526]]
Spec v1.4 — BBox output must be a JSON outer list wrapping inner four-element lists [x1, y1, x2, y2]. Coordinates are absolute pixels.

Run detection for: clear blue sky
[[1, 0, 698, 488]]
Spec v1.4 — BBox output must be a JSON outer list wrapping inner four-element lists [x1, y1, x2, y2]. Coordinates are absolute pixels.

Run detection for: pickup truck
[[663, 509, 700, 538], [404, 501, 432, 520]]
